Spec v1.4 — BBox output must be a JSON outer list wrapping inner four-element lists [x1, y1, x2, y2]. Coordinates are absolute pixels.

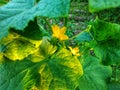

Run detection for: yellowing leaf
[[30, 37, 57, 62], [1, 30, 42, 49], [1, 31, 42, 61], [26, 39, 42, 48], [30, 86, 39, 90], [4, 39, 38, 61], [40, 37, 57, 56], [1, 31, 20, 45], [52, 48, 83, 76], [52, 25, 68, 40], [0, 53, 4, 62], [37, 48, 83, 90]]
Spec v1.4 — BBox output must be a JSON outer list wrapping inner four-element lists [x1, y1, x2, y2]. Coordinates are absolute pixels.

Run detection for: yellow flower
[[69, 47, 81, 56], [52, 25, 68, 40]]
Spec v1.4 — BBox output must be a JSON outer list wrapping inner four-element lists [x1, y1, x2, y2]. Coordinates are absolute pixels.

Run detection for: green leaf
[[0, 0, 8, 6], [108, 83, 120, 90], [79, 55, 112, 90], [0, 59, 40, 90], [90, 19, 120, 41], [91, 40, 120, 65], [89, 0, 120, 12], [0, 0, 35, 40], [0, 44, 5, 52], [13, 19, 45, 40], [75, 25, 93, 42], [90, 19, 120, 65], [36, 0, 70, 18], [116, 69, 120, 83], [0, 0, 70, 40]]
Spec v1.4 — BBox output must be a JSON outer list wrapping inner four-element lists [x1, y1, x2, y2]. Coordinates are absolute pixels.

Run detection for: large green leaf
[[0, 44, 5, 52], [13, 19, 45, 40], [91, 40, 120, 65], [0, 59, 41, 90], [90, 19, 120, 41], [90, 19, 120, 65], [116, 69, 120, 83], [0, 0, 35, 40], [0, 0, 70, 40], [36, 0, 70, 18], [89, 0, 120, 12], [108, 83, 120, 90], [78, 55, 112, 90]]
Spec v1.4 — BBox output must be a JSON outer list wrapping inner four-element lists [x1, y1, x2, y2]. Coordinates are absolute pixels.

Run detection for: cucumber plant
[[0, 0, 119, 90]]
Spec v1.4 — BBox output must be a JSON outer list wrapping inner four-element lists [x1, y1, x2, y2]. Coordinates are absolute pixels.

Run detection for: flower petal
[[52, 25, 68, 41], [69, 47, 80, 56], [61, 26, 66, 34], [59, 35, 68, 40], [52, 25, 60, 37]]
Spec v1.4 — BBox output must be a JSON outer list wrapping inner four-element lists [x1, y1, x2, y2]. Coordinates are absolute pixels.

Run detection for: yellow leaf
[[0, 53, 4, 62], [30, 86, 39, 90]]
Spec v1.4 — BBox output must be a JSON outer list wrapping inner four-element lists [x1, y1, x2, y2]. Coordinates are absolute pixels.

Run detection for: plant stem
[[43, 18, 52, 34], [64, 17, 68, 27], [38, 24, 50, 36], [112, 65, 118, 82]]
